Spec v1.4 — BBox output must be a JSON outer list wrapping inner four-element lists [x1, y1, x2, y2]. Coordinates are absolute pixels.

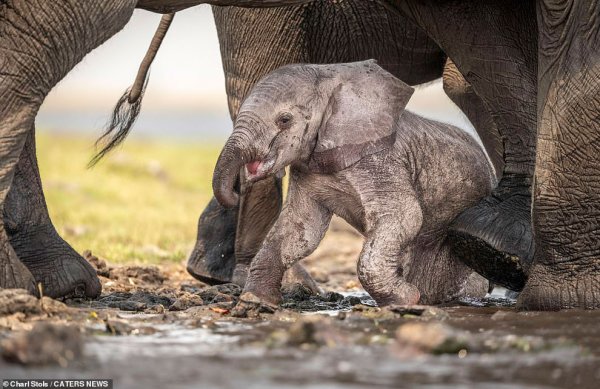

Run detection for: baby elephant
[[213, 60, 494, 313]]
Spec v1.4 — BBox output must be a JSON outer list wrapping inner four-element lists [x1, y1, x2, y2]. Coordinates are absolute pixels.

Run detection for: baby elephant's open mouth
[[245, 159, 275, 181]]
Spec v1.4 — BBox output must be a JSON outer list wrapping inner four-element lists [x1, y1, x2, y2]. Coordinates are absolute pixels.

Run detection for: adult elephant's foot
[[518, 264, 600, 310], [7, 225, 101, 299], [448, 176, 535, 291], [186, 198, 237, 285], [0, 231, 36, 294]]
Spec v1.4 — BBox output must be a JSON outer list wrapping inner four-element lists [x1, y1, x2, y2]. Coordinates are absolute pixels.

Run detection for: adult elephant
[[186, 0, 503, 288], [0, 0, 317, 299], [199, 0, 600, 310], [382, 0, 600, 310], [0, 0, 501, 298]]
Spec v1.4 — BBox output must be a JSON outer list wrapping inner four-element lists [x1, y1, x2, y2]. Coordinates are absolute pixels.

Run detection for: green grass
[[37, 133, 223, 265]]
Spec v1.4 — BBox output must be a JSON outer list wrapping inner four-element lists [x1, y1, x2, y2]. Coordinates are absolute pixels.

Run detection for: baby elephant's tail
[[89, 13, 175, 167]]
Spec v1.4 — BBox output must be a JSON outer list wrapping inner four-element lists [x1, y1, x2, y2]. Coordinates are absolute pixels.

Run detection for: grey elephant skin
[[187, 0, 502, 292], [212, 61, 493, 312], [0, 0, 315, 299], [0, 0, 501, 301], [202, 0, 600, 311]]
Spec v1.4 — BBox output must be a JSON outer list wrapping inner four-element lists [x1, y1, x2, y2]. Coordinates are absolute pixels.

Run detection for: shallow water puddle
[[87, 317, 251, 361]]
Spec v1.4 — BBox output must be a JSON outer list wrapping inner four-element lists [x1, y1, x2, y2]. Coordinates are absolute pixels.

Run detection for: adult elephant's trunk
[[213, 133, 251, 208]]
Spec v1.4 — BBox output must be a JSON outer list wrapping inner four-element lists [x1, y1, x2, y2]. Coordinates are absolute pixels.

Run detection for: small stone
[[0, 289, 68, 316], [395, 322, 468, 354], [169, 294, 204, 311], [0, 289, 41, 316], [343, 295, 363, 306], [146, 304, 166, 314], [211, 293, 234, 304], [199, 284, 241, 303], [281, 284, 313, 301], [2, 323, 83, 366], [105, 319, 135, 335], [287, 319, 318, 346], [387, 305, 449, 320]]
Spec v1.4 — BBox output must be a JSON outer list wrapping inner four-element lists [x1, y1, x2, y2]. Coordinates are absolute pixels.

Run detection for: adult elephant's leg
[[442, 58, 504, 176], [188, 0, 447, 284], [0, 108, 37, 294], [4, 130, 101, 298], [518, 0, 600, 310], [0, 0, 137, 296], [186, 6, 304, 285], [390, 0, 537, 291]]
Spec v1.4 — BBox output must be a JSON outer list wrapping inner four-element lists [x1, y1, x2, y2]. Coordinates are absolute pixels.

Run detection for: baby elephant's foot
[[282, 264, 323, 295], [9, 226, 101, 298], [231, 292, 279, 318], [232, 263, 322, 295], [366, 281, 421, 307]]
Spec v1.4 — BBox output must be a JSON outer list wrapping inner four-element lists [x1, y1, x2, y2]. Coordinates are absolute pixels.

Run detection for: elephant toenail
[[73, 284, 86, 297]]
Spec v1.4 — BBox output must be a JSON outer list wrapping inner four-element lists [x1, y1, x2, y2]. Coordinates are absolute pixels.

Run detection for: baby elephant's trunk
[[213, 135, 249, 208]]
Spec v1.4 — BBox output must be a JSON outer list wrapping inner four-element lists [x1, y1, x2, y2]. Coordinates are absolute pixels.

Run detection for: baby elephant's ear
[[309, 60, 414, 174]]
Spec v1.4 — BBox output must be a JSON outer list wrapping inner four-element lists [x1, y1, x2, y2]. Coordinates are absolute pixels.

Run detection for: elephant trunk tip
[[213, 177, 240, 208]]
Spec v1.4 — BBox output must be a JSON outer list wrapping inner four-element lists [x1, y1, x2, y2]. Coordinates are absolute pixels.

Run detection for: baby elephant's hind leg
[[358, 203, 423, 306]]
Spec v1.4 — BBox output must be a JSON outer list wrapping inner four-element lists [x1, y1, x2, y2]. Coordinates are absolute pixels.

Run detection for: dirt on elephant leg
[[186, 197, 237, 285]]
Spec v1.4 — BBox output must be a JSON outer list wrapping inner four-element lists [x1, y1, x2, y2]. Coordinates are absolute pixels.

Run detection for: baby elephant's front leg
[[232, 181, 332, 316], [358, 200, 423, 306]]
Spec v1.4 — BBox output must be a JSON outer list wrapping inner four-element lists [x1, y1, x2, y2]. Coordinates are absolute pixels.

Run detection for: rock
[[104, 320, 157, 336], [395, 322, 468, 354], [105, 319, 136, 335], [387, 305, 449, 320], [281, 284, 314, 301], [287, 319, 318, 346], [94, 291, 173, 312], [1, 323, 83, 366], [108, 266, 167, 285], [169, 293, 204, 311], [0, 289, 40, 316], [352, 306, 397, 320], [0, 289, 67, 316], [199, 284, 241, 303]]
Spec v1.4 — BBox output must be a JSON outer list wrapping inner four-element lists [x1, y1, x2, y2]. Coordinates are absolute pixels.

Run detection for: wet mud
[[1, 219, 599, 388]]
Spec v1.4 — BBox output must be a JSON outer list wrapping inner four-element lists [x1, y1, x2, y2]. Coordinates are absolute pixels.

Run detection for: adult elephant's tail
[[89, 13, 175, 167]]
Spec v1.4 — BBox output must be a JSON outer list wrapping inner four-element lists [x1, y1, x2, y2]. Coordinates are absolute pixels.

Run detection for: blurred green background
[[38, 134, 221, 265]]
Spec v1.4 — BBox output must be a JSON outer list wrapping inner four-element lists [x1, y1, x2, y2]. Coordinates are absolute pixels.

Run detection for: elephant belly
[[295, 173, 366, 234]]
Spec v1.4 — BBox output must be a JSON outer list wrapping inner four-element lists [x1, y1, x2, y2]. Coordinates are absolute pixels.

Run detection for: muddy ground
[[1, 218, 599, 388]]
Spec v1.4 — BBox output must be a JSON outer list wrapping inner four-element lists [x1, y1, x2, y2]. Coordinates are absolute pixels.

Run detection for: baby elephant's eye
[[276, 113, 293, 130]]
